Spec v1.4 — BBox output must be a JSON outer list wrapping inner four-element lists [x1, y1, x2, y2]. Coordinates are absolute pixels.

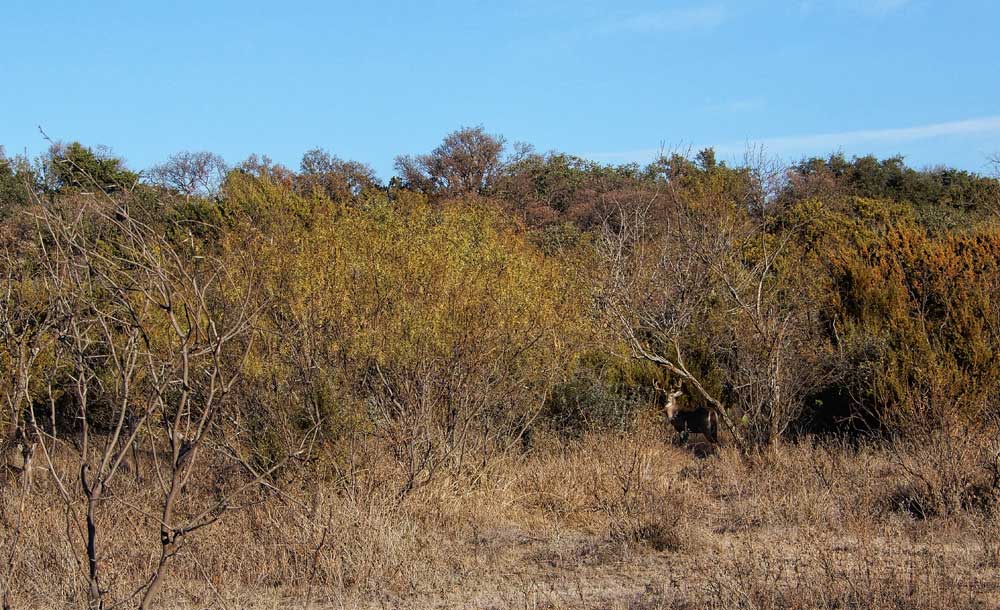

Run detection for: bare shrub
[[600, 171, 832, 451], [586, 432, 706, 554], [890, 420, 1000, 519]]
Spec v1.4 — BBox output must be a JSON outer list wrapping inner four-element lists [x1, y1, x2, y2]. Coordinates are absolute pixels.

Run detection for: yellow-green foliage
[[225, 178, 592, 448], [222, 170, 329, 230]]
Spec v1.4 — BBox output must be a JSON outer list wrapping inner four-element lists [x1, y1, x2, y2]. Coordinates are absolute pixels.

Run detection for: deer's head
[[662, 381, 684, 421]]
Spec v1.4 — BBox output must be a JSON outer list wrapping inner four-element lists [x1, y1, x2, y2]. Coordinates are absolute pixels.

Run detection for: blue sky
[[2, 0, 998, 179]]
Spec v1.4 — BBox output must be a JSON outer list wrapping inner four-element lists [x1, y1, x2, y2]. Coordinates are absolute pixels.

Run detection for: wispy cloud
[[723, 116, 1000, 155], [799, 0, 912, 17], [587, 115, 1000, 163], [601, 5, 729, 34]]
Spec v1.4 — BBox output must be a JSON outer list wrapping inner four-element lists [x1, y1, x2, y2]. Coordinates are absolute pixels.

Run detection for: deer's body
[[664, 384, 718, 444]]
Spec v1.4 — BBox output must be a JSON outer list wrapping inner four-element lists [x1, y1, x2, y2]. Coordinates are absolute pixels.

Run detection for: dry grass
[[2, 423, 1000, 609]]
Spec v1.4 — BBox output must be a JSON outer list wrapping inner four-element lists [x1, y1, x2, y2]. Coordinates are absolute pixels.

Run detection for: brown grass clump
[[889, 423, 1000, 519]]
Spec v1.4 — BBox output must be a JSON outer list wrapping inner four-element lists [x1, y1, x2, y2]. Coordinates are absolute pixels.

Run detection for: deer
[[0, 430, 35, 482], [657, 380, 719, 444]]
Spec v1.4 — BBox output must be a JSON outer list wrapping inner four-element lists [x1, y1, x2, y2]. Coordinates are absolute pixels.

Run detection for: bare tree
[[0, 250, 54, 476], [26, 199, 307, 610], [742, 144, 787, 218], [600, 171, 830, 449], [711, 224, 830, 444], [0, 247, 57, 610], [601, 196, 748, 449], [147, 151, 228, 198], [394, 126, 514, 199], [297, 149, 379, 201]]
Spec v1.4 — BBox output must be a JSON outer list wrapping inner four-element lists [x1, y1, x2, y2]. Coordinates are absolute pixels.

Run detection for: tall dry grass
[[2, 421, 999, 609]]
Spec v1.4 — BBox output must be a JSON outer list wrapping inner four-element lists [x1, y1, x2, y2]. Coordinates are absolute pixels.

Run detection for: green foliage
[[45, 142, 138, 193], [162, 195, 227, 243], [784, 154, 999, 232], [4, 135, 999, 451], [0, 149, 35, 215], [543, 352, 671, 437], [496, 153, 642, 228]]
